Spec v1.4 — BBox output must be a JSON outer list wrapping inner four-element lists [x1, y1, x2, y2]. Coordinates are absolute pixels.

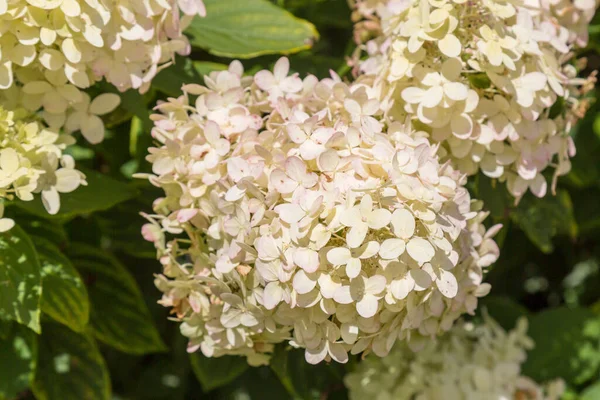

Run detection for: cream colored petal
[[89, 93, 121, 115], [80, 114, 105, 144]]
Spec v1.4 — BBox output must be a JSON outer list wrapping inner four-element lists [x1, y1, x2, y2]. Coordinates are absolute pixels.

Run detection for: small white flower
[[340, 195, 392, 248]]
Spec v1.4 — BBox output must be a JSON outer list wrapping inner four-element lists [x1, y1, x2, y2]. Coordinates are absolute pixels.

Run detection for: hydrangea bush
[[0, 0, 205, 219], [352, 0, 597, 199], [345, 317, 565, 400], [142, 58, 500, 364], [0, 0, 599, 399]]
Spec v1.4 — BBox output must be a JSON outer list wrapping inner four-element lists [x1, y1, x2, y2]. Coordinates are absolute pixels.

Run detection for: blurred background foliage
[[3, 0, 600, 399]]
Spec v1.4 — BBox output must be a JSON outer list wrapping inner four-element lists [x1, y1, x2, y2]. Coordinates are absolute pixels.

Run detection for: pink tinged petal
[[379, 238, 405, 259], [345, 258, 361, 279], [327, 247, 352, 265], [410, 269, 432, 291], [81, 115, 105, 144], [293, 270, 316, 294], [366, 208, 391, 229], [507, 175, 528, 197], [356, 295, 379, 318], [279, 76, 303, 93], [273, 57, 290, 81], [333, 286, 353, 304], [270, 169, 297, 193], [328, 343, 348, 364], [294, 248, 320, 273], [141, 224, 160, 242], [263, 282, 283, 310], [530, 174, 547, 198], [299, 140, 325, 161], [275, 203, 305, 224], [346, 223, 368, 249], [42, 188, 60, 215], [285, 156, 308, 182], [390, 277, 415, 300], [391, 209, 416, 239], [436, 270, 458, 298], [54, 169, 81, 193], [177, 209, 198, 223], [406, 237, 435, 264], [254, 70, 275, 91], [340, 207, 362, 227], [197, 0, 206, 16], [317, 150, 340, 172], [305, 342, 327, 365], [287, 124, 307, 144], [89, 93, 121, 115]]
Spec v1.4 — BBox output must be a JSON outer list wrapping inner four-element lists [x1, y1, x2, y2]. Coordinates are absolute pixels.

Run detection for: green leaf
[[0, 322, 37, 399], [32, 322, 110, 400], [69, 244, 167, 354], [14, 168, 138, 220], [94, 185, 164, 259], [36, 237, 89, 333], [474, 173, 511, 220], [511, 190, 577, 253], [0, 225, 41, 333], [189, 353, 248, 391], [8, 210, 68, 247], [581, 381, 600, 400], [479, 296, 530, 331], [153, 56, 227, 97], [522, 307, 600, 385], [186, 0, 319, 58], [270, 346, 345, 400]]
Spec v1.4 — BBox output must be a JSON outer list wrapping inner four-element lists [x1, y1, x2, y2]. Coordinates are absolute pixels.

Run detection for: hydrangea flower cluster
[[0, 0, 204, 143], [352, 0, 597, 199], [0, 106, 86, 222], [141, 58, 500, 366], [344, 317, 565, 400]]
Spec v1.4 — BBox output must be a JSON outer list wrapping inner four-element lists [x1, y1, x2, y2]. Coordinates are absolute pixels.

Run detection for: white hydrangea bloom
[[0, 106, 86, 219], [0, 0, 203, 142], [141, 58, 500, 366], [345, 317, 565, 400], [352, 0, 597, 200]]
